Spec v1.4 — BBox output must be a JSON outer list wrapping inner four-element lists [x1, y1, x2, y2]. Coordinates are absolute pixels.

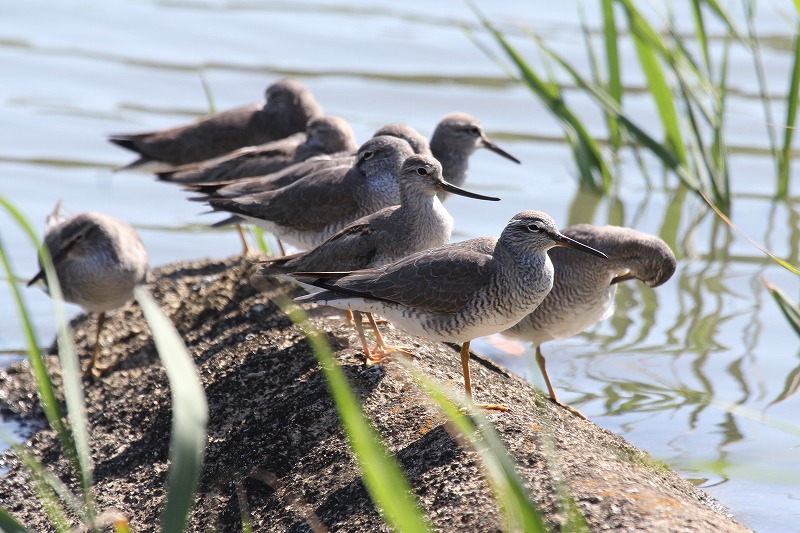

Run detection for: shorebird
[[28, 202, 149, 377], [191, 124, 430, 255], [292, 211, 607, 411], [154, 115, 357, 185], [188, 114, 517, 199], [206, 135, 415, 249], [109, 78, 322, 169], [259, 154, 500, 363], [503, 224, 676, 417], [429, 112, 520, 200]]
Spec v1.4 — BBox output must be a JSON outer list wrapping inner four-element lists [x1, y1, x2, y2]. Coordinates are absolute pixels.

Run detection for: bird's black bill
[[27, 269, 45, 287], [437, 181, 500, 201], [27, 240, 75, 287], [554, 235, 608, 258], [481, 137, 521, 164]]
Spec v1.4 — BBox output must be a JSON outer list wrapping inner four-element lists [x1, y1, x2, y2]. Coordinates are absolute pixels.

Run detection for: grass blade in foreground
[[0, 438, 73, 532], [762, 278, 800, 337], [280, 300, 431, 533], [406, 366, 549, 533], [0, 507, 31, 533], [134, 287, 209, 533], [0, 197, 94, 498]]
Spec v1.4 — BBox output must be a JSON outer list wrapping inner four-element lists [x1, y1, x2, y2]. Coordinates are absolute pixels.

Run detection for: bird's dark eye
[[362, 151, 375, 161], [526, 224, 541, 233], [416, 167, 428, 176], [469, 127, 480, 136]]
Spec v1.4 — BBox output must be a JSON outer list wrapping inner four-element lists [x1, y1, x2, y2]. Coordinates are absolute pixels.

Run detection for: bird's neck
[[430, 143, 469, 187]]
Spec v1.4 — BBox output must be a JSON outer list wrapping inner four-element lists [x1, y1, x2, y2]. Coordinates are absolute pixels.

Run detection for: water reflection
[[489, 177, 800, 504]]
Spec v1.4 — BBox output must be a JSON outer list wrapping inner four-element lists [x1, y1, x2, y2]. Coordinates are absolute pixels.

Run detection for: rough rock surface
[[0, 256, 752, 532]]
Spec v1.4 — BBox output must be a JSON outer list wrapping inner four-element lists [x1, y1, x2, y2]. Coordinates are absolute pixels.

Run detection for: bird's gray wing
[[112, 104, 263, 164], [157, 134, 305, 184], [330, 237, 499, 314], [208, 166, 361, 232], [283, 207, 402, 271]]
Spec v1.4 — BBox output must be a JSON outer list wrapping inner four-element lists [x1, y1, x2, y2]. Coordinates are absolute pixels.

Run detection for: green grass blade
[[199, 72, 216, 115], [134, 287, 209, 533], [0, 201, 66, 431], [280, 300, 431, 533], [0, 507, 32, 533], [11, 444, 73, 532], [249, 226, 270, 254], [762, 278, 800, 336], [0, 198, 92, 502], [710, 37, 732, 186], [602, 0, 622, 151], [691, 0, 711, 73], [0, 428, 87, 521], [474, 13, 611, 192], [532, 39, 691, 180], [618, 0, 687, 165], [778, 24, 800, 198], [701, 0, 746, 41], [408, 368, 549, 532], [31, 230, 97, 516], [743, 1, 780, 163]]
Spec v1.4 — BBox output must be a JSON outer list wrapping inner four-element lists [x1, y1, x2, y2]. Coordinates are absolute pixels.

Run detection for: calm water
[[1, 1, 798, 531]]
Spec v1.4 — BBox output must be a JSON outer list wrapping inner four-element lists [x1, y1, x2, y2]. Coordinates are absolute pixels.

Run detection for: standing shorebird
[[154, 115, 357, 185], [259, 154, 500, 363], [293, 211, 607, 411], [503, 224, 676, 417], [428, 112, 520, 200], [206, 135, 415, 249], [109, 78, 323, 169], [28, 203, 149, 377]]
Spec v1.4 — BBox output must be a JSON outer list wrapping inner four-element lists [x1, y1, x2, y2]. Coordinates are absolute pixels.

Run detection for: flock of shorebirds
[[28, 78, 677, 417]]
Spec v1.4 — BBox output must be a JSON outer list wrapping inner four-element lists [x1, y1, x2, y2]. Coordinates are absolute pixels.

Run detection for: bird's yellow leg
[[351, 311, 383, 366], [367, 313, 415, 359], [460, 341, 509, 412], [236, 224, 254, 255], [87, 312, 111, 378], [535, 345, 586, 419]]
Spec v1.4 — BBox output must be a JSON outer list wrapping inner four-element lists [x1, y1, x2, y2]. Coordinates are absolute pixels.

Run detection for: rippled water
[[1, 1, 798, 531]]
